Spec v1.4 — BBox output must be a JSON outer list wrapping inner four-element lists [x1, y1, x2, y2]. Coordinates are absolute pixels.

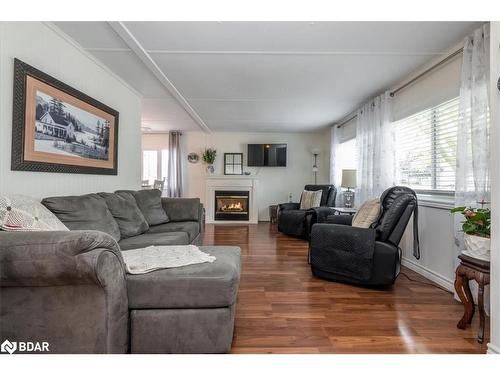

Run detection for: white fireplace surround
[[205, 176, 258, 224]]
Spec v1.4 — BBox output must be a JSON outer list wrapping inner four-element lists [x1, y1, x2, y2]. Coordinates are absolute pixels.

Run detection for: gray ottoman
[[127, 246, 241, 353]]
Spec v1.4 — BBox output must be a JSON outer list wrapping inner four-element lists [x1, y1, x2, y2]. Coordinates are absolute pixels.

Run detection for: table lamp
[[341, 169, 357, 208]]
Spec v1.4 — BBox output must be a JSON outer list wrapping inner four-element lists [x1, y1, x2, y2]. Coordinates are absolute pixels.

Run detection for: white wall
[[181, 130, 331, 221], [142, 133, 168, 150], [400, 204, 457, 290], [488, 21, 500, 354], [0, 22, 142, 198]]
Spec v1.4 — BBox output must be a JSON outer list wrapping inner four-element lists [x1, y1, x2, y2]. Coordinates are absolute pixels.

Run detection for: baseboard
[[487, 343, 500, 354], [401, 257, 454, 292]]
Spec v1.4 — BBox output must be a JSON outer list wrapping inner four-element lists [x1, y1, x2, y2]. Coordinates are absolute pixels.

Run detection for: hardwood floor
[[202, 222, 489, 354]]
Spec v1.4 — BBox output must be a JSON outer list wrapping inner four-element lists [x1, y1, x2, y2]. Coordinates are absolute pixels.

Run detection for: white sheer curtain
[[167, 131, 182, 197], [454, 24, 491, 246], [453, 25, 490, 306], [355, 91, 396, 205]]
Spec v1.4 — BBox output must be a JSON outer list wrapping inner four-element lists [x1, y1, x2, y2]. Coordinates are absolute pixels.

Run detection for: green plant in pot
[[202, 148, 217, 174], [451, 206, 491, 260]]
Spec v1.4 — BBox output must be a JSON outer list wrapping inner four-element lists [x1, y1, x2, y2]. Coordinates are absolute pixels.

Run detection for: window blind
[[395, 97, 459, 193]]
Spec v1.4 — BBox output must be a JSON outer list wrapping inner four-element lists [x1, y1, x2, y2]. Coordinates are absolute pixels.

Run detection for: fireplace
[[214, 190, 250, 221]]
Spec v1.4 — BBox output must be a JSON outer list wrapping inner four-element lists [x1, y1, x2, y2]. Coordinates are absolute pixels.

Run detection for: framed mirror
[[224, 153, 243, 175]]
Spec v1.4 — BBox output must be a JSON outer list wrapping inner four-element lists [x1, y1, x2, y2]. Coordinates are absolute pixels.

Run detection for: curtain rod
[[336, 114, 357, 128], [390, 47, 463, 97]]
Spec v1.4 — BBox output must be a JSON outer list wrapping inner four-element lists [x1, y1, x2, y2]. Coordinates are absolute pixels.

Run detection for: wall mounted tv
[[247, 144, 287, 167]]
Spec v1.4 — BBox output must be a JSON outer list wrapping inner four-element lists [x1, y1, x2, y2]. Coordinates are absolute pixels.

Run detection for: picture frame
[[224, 153, 243, 175], [11, 58, 119, 175]]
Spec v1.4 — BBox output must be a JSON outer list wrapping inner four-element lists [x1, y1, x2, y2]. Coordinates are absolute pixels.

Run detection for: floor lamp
[[311, 148, 321, 184]]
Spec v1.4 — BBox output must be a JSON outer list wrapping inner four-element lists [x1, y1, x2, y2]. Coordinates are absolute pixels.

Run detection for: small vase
[[206, 164, 215, 174], [463, 233, 490, 261]]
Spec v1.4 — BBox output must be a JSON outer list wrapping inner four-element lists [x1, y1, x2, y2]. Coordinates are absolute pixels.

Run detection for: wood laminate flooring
[[202, 223, 489, 354]]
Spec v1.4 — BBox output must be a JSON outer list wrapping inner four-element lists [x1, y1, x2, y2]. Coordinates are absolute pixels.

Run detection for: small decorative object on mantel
[[451, 205, 491, 261], [187, 152, 199, 164], [202, 148, 216, 174], [11, 59, 119, 175]]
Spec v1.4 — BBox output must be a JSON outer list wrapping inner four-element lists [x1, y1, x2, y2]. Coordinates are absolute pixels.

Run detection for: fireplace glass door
[[214, 190, 250, 221]]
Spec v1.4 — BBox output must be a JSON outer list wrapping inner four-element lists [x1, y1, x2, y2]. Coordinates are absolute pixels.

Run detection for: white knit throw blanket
[[121, 245, 216, 274]]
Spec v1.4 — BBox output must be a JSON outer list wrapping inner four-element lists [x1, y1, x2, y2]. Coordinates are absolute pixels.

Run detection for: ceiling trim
[[108, 21, 212, 133], [44, 22, 142, 99], [146, 50, 447, 56], [86, 47, 132, 52]]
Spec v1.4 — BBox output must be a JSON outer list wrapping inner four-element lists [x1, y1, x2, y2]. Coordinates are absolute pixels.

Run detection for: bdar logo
[[1, 340, 17, 354]]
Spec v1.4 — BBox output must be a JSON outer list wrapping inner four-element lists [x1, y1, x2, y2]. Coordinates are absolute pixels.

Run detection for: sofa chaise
[[0, 190, 241, 354]]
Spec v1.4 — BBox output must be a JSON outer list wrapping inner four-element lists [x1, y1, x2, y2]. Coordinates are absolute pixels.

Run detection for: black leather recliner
[[309, 186, 419, 287], [277, 184, 337, 239]]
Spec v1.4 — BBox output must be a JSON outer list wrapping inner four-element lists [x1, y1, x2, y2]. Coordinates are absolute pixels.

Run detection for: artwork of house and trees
[[34, 91, 110, 160]]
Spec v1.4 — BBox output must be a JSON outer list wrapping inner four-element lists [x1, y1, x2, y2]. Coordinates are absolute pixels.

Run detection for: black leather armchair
[[309, 186, 419, 287], [277, 184, 337, 239]]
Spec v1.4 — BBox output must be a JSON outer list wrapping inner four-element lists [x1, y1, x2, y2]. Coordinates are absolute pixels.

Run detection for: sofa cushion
[[0, 195, 69, 232], [116, 190, 169, 226], [118, 232, 189, 250], [352, 198, 382, 229], [160, 198, 201, 222], [42, 194, 121, 242], [299, 190, 322, 210], [147, 221, 199, 242], [98, 192, 149, 238], [126, 246, 241, 309]]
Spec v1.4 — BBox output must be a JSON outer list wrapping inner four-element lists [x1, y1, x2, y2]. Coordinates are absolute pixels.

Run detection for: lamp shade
[[341, 169, 357, 188]]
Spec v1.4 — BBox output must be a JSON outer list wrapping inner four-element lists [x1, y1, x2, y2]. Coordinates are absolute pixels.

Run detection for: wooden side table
[[454, 254, 490, 343]]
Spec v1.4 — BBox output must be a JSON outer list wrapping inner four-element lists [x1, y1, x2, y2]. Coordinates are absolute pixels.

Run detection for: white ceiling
[[54, 21, 481, 133]]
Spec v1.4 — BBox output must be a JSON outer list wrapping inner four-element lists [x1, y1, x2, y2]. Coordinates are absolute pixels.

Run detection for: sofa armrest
[[310, 207, 335, 223], [310, 223, 376, 253], [0, 230, 124, 287], [0, 230, 129, 353], [325, 214, 354, 226], [278, 202, 300, 211], [161, 198, 203, 222]]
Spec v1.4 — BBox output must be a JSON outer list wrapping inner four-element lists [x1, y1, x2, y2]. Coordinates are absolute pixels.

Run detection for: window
[[395, 97, 459, 193], [335, 138, 357, 184], [142, 149, 168, 190], [142, 150, 158, 185]]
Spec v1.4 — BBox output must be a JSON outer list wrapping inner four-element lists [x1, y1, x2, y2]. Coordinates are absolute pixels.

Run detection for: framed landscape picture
[[11, 58, 119, 175]]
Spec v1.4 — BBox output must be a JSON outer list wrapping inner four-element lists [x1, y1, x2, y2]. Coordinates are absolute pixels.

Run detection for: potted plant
[[451, 206, 491, 260], [202, 148, 217, 174]]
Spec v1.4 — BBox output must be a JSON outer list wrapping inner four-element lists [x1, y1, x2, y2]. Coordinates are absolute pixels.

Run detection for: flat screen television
[[247, 144, 287, 167]]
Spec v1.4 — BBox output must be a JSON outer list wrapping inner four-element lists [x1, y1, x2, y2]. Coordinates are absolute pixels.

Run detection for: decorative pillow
[[299, 190, 323, 210], [42, 193, 121, 242], [0, 195, 69, 231], [352, 198, 382, 228], [98, 192, 149, 238], [115, 190, 169, 226]]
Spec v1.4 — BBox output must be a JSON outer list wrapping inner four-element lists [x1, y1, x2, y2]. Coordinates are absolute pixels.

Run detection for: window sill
[[417, 193, 455, 210]]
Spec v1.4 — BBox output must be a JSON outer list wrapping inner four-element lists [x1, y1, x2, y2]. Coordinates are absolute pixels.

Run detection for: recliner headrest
[[375, 193, 416, 242], [303, 185, 334, 207], [379, 186, 416, 210]]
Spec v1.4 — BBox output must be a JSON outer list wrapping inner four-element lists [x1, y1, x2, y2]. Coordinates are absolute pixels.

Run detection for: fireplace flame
[[221, 202, 244, 212]]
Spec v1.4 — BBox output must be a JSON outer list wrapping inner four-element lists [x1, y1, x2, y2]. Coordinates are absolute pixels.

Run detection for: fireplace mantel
[[205, 176, 258, 224]]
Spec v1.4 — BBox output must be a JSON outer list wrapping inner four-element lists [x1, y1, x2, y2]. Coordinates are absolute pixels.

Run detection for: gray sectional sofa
[[0, 190, 241, 354]]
